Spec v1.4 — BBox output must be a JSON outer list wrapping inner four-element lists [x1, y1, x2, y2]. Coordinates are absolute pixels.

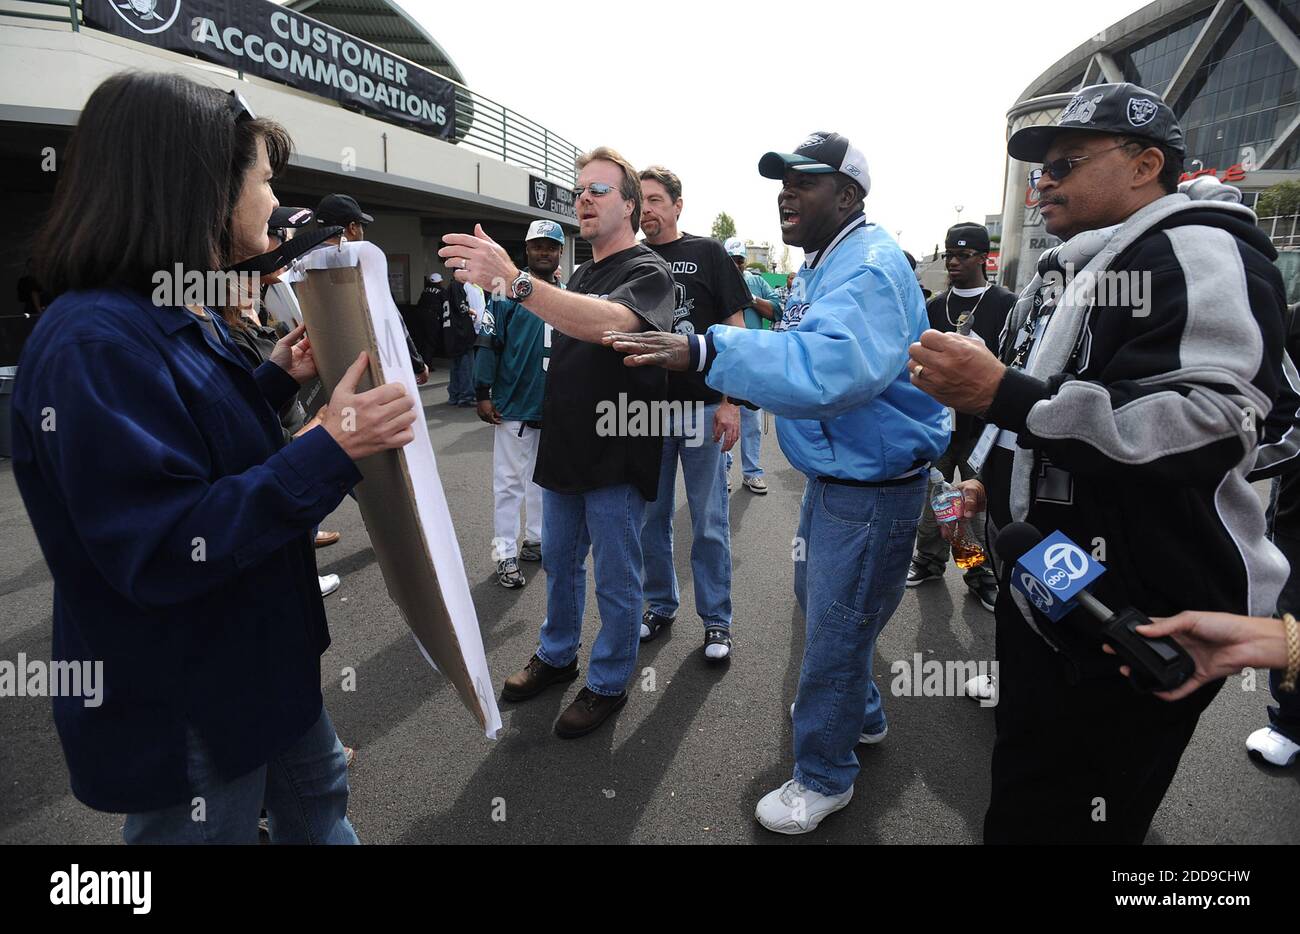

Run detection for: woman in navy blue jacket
[[12, 72, 418, 843]]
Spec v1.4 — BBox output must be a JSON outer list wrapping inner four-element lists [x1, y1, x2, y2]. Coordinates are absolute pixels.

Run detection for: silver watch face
[[512, 274, 533, 299]]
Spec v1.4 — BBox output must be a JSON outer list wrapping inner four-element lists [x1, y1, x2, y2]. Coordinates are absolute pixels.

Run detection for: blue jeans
[[538, 483, 647, 696], [724, 407, 764, 479], [448, 352, 475, 404], [641, 402, 732, 629], [790, 475, 925, 796], [122, 706, 357, 844]]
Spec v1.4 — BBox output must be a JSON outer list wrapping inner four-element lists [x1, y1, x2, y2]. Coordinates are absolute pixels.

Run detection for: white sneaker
[[789, 702, 886, 745], [963, 674, 996, 703], [755, 778, 854, 835], [1245, 726, 1300, 767], [319, 574, 341, 597]]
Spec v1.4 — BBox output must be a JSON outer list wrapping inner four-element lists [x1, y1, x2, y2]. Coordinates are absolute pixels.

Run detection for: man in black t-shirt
[[440, 146, 674, 739], [907, 223, 1015, 614], [637, 167, 753, 662]]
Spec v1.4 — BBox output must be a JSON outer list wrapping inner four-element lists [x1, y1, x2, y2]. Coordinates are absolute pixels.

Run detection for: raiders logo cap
[[759, 131, 871, 196], [1007, 82, 1185, 163]]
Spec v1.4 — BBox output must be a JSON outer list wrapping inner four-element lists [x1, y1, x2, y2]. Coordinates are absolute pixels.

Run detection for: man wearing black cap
[[315, 194, 428, 385], [907, 224, 1014, 614], [907, 83, 1290, 843], [605, 131, 948, 833], [315, 194, 374, 243]]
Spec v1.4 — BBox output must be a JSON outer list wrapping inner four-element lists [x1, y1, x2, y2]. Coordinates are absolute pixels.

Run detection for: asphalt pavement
[[1, 368, 1297, 844]]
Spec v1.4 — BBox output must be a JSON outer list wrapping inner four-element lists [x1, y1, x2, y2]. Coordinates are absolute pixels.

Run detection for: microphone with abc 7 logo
[[994, 523, 1194, 692]]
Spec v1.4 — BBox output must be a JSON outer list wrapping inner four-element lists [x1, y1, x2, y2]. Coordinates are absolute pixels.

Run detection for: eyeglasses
[[941, 250, 982, 262], [227, 90, 256, 124], [1029, 143, 1129, 189], [572, 182, 620, 199]]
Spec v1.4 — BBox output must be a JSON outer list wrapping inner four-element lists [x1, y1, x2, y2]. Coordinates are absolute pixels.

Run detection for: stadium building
[[0, 0, 583, 362], [999, 0, 1300, 295]]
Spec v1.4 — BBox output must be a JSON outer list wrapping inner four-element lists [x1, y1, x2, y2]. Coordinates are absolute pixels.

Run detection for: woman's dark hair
[[33, 71, 292, 298]]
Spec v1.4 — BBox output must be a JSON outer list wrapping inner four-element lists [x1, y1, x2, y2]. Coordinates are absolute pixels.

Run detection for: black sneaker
[[967, 577, 998, 612], [640, 610, 675, 642], [906, 560, 944, 587], [496, 557, 525, 588], [519, 540, 542, 562]]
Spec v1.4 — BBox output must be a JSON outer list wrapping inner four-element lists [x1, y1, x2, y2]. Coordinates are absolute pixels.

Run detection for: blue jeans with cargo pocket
[[790, 474, 925, 796]]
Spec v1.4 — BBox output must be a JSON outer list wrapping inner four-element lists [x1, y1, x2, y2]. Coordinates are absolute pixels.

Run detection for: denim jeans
[[641, 402, 732, 629], [790, 474, 925, 796], [448, 352, 475, 404], [122, 706, 357, 844], [538, 483, 647, 696]]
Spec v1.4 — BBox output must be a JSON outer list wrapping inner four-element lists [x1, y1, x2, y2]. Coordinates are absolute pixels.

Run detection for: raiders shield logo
[[1127, 97, 1158, 128], [534, 180, 547, 208], [111, 0, 182, 34]]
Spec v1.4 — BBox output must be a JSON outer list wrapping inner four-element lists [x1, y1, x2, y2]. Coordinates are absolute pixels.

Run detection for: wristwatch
[[510, 270, 534, 301]]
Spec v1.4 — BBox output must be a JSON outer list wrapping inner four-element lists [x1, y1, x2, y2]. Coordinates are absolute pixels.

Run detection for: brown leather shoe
[[501, 654, 579, 702], [554, 687, 628, 738], [315, 530, 341, 548]]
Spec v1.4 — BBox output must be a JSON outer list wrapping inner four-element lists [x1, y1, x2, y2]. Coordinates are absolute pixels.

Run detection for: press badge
[[966, 422, 999, 473]]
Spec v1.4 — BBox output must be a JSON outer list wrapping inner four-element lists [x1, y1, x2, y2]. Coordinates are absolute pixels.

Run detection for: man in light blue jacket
[[606, 132, 948, 835]]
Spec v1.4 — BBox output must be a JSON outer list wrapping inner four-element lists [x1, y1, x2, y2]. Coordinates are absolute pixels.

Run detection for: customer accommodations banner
[[83, 0, 457, 140]]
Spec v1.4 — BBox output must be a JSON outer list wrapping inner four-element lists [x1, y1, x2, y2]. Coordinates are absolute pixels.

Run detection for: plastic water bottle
[[930, 469, 986, 570]]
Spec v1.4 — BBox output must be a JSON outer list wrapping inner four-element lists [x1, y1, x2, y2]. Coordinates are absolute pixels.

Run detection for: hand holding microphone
[[995, 523, 1194, 693]]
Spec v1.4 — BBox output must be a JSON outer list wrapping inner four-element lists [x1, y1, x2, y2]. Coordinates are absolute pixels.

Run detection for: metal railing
[[0, 1, 581, 184], [1259, 214, 1300, 251]]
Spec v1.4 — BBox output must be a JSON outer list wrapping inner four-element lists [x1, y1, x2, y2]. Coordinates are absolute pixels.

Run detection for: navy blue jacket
[[12, 289, 362, 813]]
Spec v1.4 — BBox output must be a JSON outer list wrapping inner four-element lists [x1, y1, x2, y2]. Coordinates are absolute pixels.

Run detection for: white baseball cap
[[724, 237, 747, 258], [759, 131, 871, 197], [526, 219, 565, 244]]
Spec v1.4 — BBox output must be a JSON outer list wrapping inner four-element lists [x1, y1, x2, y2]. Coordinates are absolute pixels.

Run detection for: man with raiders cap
[[907, 82, 1291, 842], [906, 223, 1013, 614], [606, 131, 947, 833]]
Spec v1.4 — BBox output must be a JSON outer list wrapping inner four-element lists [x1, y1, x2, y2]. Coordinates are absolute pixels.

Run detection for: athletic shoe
[[640, 610, 675, 642], [906, 560, 944, 587], [963, 674, 996, 703], [554, 688, 628, 738], [743, 476, 768, 495], [789, 702, 885, 744], [519, 540, 542, 562], [967, 577, 998, 612], [704, 626, 732, 662], [496, 557, 525, 588], [501, 653, 579, 702], [318, 574, 340, 597], [1245, 726, 1300, 766], [755, 779, 854, 835]]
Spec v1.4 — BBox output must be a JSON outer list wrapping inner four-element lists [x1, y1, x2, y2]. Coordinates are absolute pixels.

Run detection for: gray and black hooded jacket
[[982, 193, 1291, 662]]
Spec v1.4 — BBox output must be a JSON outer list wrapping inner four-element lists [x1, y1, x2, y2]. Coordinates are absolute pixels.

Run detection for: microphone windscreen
[[995, 522, 1044, 565]]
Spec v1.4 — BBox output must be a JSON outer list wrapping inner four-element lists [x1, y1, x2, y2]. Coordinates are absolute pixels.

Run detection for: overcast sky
[[403, 0, 1149, 268]]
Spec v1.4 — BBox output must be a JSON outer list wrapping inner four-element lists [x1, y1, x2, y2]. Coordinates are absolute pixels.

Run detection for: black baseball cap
[[314, 194, 374, 227], [945, 223, 990, 253], [1007, 82, 1185, 163], [268, 206, 314, 237], [759, 131, 871, 196]]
